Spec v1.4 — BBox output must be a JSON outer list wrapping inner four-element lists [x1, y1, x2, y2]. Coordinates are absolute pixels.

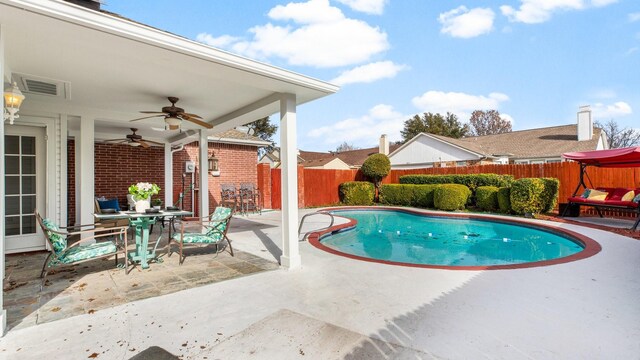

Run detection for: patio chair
[[168, 206, 234, 265], [239, 183, 261, 215], [36, 210, 130, 285], [221, 183, 242, 214]]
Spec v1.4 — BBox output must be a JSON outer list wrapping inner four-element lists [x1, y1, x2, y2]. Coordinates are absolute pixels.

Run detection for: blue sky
[[105, 0, 639, 151]]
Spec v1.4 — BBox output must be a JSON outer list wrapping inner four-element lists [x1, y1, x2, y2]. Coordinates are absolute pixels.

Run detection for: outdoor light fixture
[[208, 152, 220, 177], [164, 115, 182, 128], [3, 82, 25, 125]]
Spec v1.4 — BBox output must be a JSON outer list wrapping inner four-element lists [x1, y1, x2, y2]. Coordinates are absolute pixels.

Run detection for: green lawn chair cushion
[[172, 232, 224, 244], [42, 218, 67, 255], [208, 207, 231, 235], [53, 241, 118, 265]]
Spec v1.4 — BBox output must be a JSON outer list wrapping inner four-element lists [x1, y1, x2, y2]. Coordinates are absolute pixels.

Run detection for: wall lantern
[[4, 82, 25, 125], [208, 152, 220, 177]]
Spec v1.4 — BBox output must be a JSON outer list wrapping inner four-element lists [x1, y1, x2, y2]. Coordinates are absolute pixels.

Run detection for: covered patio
[[0, 0, 337, 334]]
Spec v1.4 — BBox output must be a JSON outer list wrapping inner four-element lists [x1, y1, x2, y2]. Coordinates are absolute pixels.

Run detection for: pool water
[[321, 210, 584, 267]]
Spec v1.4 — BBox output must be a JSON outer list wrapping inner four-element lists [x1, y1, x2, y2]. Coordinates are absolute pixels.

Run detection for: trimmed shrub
[[361, 154, 391, 201], [413, 185, 439, 208], [379, 184, 413, 206], [379, 184, 438, 208], [540, 178, 560, 213], [399, 174, 513, 190], [339, 181, 374, 206], [476, 186, 499, 211], [510, 178, 545, 215], [497, 187, 511, 213], [433, 184, 471, 211]]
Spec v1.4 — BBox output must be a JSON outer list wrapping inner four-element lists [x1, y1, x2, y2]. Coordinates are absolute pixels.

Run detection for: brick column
[[257, 163, 271, 209], [298, 165, 305, 208]]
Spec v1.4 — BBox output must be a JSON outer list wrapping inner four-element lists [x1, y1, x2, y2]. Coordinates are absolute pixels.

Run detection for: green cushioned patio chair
[[36, 210, 130, 285], [169, 206, 234, 265]]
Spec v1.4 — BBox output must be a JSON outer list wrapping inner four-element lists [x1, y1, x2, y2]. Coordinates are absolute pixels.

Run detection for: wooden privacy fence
[[258, 163, 640, 216]]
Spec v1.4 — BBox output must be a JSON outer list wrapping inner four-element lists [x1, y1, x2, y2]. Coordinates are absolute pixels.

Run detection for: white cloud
[[592, 101, 633, 119], [335, 0, 387, 15], [501, 0, 616, 24], [629, 12, 640, 22], [330, 61, 408, 85], [500, 113, 514, 124], [195, 34, 241, 48], [196, 0, 389, 68], [412, 91, 510, 120], [439, 6, 495, 39], [269, 0, 344, 24], [307, 104, 405, 146]]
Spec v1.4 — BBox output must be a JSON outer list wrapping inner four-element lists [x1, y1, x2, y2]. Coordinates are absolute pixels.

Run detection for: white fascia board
[[207, 137, 271, 147], [2, 0, 339, 94]]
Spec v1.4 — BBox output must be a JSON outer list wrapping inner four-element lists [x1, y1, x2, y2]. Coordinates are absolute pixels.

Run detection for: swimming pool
[[310, 208, 600, 270]]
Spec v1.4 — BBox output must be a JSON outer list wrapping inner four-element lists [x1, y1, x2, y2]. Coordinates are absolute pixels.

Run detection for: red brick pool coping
[[306, 206, 602, 270]]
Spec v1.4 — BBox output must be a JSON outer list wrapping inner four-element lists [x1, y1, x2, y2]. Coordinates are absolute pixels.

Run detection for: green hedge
[[476, 186, 499, 211], [433, 184, 471, 211], [379, 184, 438, 207], [399, 174, 513, 191], [497, 187, 511, 213], [540, 178, 560, 213], [339, 181, 374, 206], [510, 178, 545, 215]]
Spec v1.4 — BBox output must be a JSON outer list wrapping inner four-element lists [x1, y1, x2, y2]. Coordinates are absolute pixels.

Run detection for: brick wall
[[172, 141, 258, 216], [67, 140, 165, 225], [67, 140, 259, 224]]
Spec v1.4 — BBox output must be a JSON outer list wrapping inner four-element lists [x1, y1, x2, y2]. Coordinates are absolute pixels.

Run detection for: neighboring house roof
[[299, 145, 401, 168], [391, 125, 605, 160], [302, 157, 350, 168], [209, 129, 272, 147]]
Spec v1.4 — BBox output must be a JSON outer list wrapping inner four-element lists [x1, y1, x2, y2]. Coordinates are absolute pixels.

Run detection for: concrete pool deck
[[1, 208, 639, 359]]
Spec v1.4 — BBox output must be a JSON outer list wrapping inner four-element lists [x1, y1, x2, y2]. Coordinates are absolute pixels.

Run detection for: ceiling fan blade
[[103, 138, 127, 143], [182, 112, 203, 119], [140, 111, 167, 114], [130, 114, 165, 122], [182, 115, 213, 129], [136, 139, 151, 148], [143, 139, 165, 146]]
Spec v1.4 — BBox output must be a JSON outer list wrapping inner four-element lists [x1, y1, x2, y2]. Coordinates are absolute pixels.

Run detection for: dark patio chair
[[239, 183, 261, 215], [221, 183, 242, 214], [36, 210, 129, 286], [168, 206, 234, 264]]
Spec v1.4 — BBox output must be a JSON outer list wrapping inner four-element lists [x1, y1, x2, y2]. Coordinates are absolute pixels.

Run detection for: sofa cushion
[[53, 241, 118, 265], [621, 190, 636, 202], [97, 198, 121, 212], [172, 232, 223, 244], [586, 189, 608, 201], [42, 218, 67, 255]]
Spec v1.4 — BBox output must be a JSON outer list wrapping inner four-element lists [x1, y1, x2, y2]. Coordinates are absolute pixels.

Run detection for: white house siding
[[389, 135, 481, 169]]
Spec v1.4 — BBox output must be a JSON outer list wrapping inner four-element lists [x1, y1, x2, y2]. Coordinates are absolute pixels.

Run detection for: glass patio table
[[94, 210, 192, 269]]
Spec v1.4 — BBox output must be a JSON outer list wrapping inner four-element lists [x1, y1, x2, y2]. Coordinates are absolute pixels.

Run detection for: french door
[[4, 125, 46, 253]]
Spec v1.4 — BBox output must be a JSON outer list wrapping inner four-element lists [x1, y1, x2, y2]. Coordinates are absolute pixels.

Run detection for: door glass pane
[[5, 156, 19, 175], [4, 135, 19, 154], [5, 216, 20, 236], [21, 136, 36, 155], [22, 157, 36, 175], [5, 176, 20, 195], [22, 195, 36, 215], [22, 215, 36, 234], [22, 176, 36, 194], [5, 196, 20, 215]]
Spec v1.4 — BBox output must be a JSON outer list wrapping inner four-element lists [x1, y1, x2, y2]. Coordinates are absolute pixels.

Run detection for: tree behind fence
[[263, 163, 639, 217]]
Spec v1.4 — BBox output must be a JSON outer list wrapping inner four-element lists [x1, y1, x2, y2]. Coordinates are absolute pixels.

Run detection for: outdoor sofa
[[565, 187, 640, 230]]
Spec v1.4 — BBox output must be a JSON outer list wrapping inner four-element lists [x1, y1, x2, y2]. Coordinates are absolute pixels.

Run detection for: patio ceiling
[[0, 0, 338, 143]]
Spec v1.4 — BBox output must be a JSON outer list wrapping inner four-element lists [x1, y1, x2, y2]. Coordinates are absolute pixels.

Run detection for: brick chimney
[[64, 0, 101, 11], [379, 134, 389, 155], [577, 105, 593, 141]]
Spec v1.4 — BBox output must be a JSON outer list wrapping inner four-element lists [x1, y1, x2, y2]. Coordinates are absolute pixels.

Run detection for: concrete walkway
[[1, 209, 639, 359]]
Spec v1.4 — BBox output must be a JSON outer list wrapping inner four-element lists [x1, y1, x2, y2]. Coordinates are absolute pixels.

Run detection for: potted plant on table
[[151, 198, 163, 210], [128, 182, 161, 213]]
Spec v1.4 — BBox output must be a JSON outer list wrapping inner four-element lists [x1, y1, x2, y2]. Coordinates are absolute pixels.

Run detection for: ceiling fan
[[103, 128, 163, 148], [130, 97, 213, 130]]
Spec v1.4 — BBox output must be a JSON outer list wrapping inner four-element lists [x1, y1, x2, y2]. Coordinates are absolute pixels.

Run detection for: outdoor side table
[[94, 210, 192, 269]]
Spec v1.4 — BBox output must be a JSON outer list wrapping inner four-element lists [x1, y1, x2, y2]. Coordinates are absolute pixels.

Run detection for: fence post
[[257, 163, 272, 209]]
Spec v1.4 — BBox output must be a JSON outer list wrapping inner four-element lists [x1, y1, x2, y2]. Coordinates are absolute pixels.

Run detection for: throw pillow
[[97, 198, 121, 211], [621, 191, 635, 202], [633, 193, 640, 204], [586, 189, 608, 201], [42, 218, 67, 254], [581, 189, 592, 198]]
